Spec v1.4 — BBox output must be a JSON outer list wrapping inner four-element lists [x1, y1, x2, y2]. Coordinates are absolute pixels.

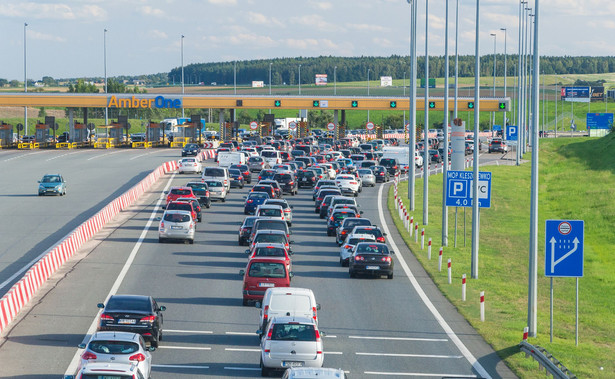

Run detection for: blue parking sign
[[545, 220, 584, 277], [506, 125, 518, 141]]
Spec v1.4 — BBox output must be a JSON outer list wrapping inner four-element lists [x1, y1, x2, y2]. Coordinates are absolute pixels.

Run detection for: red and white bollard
[[409, 217, 414, 236], [523, 326, 529, 341], [394, 194, 398, 210], [462, 274, 466, 301], [406, 214, 410, 233], [480, 291, 485, 322], [438, 247, 443, 271], [420, 228, 425, 250], [414, 224, 419, 243], [447, 258, 452, 284], [427, 238, 432, 260], [403, 208, 408, 228]]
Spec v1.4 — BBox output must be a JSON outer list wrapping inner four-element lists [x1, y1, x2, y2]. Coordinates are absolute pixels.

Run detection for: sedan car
[[244, 191, 271, 215], [97, 295, 166, 347], [348, 242, 394, 279], [175, 197, 202, 222], [249, 156, 270, 172], [327, 209, 360, 236], [185, 181, 211, 208], [78, 332, 153, 379], [38, 174, 67, 196], [372, 165, 390, 183], [73, 361, 147, 379], [228, 168, 245, 189], [357, 168, 376, 187], [230, 164, 252, 184], [264, 199, 293, 225], [158, 210, 195, 244], [238, 216, 259, 246], [181, 143, 201, 157], [335, 174, 361, 197], [178, 157, 202, 174]]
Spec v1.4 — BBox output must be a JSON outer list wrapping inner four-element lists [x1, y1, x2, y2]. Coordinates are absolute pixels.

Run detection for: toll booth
[[94, 124, 122, 148], [146, 122, 161, 146], [222, 122, 233, 141], [35, 122, 50, 145], [73, 122, 88, 144], [376, 126, 383, 139], [0, 122, 13, 148], [170, 122, 196, 147], [259, 122, 272, 137], [298, 122, 308, 138]]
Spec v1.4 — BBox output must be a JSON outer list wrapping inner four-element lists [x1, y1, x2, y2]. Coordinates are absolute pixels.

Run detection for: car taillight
[[82, 351, 97, 360], [329, 216, 334, 222], [382, 256, 392, 263], [379, 173, 385, 176], [258, 176, 262, 180], [189, 223, 194, 229], [344, 244, 352, 249], [351, 181, 358, 184], [129, 353, 146, 362], [289, 181, 294, 185], [315, 329, 322, 341], [263, 305, 269, 323], [247, 199, 253, 203], [355, 255, 365, 261], [377, 236, 385, 243], [312, 306, 318, 322], [100, 313, 113, 321], [266, 326, 273, 340], [205, 190, 210, 196], [140, 315, 156, 323], [159, 221, 165, 229]]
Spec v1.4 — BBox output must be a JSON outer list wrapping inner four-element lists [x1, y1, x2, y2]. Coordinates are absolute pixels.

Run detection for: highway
[[0, 146, 514, 378]]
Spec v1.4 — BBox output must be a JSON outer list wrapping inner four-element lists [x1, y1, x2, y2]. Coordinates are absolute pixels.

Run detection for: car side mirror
[[164, 191, 168, 194], [245, 249, 250, 255], [239, 269, 245, 276], [78, 343, 86, 349], [316, 304, 321, 311], [320, 331, 327, 337], [97, 303, 105, 309], [290, 205, 294, 209], [383, 233, 388, 236], [159, 306, 166, 311], [359, 211, 364, 214], [391, 251, 396, 255], [289, 272, 294, 278], [289, 240, 295, 244], [156, 217, 161, 221]]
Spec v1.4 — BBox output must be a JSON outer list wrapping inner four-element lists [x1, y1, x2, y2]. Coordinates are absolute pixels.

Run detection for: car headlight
[[55, 185, 62, 190]]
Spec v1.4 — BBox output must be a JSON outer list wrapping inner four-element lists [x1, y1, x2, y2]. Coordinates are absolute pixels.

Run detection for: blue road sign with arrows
[[545, 220, 584, 277]]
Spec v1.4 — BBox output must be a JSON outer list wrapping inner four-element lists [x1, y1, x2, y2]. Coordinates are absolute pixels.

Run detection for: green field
[[387, 136, 615, 378]]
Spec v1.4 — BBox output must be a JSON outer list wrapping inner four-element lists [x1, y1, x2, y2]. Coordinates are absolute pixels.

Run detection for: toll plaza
[[0, 122, 14, 148], [170, 121, 197, 148]]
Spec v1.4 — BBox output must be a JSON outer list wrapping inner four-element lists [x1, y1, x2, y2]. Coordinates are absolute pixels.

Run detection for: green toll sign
[[429, 101, 436, 109], [274, 100, 281, 107], [351, 100, 358, 108], [313, 100, 320, 107], [390, 101, 397, 108], [467, 101, 475, 109], [499, 102, 506, 110]]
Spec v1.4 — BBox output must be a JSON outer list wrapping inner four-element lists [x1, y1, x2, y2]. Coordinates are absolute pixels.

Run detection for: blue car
[[244, 192, 270, 215], [38, 174, 67, 196]]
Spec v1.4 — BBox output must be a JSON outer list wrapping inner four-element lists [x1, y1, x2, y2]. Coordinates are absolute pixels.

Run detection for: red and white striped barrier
[[0, 156, 189, 335], [447, 258, 452, 284], [409, 217, 414, 236], [198, 149, 216, 161], [480, 291, 485, 322], [462, 274, 467, 301], [201, 141, 220, 149], [414, 224, 418, 243], [406, 214, 410, 233]]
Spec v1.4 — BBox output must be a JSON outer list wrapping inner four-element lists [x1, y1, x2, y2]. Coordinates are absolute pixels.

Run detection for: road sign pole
[[441, 0, 450, 247], [550, 277, 553, 343], [408, 0, 418, 211], [423, 0, 430, 226], [575, 278, 579, 346], [471, 0, 481, 279]]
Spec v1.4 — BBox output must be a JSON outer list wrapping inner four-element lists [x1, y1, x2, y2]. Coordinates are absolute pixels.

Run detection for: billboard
[[315, 74, 328, 86], [252, 81, 264, 88], [561, 86, 590, 102], [380, 76, 393, 87], [586, 113, 613, 130], [591, 86, 604, 102]]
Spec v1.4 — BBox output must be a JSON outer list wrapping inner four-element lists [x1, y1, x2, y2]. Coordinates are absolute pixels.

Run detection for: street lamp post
[[441, 0, 450, 246], [334, 66, 337, 95], [104, 28, 108, 125], [471, 0, 481, 279], [269, 62, 272, 95], [24, 22, 28, 136], [501, 28, 507, 131], [517, 1, 526, 165], [423, 0, 430, 226], [490, 33, 497, 135], [367, 68, 371, 122], [181, 34, 185, 118], [298, 64, 302, 95], [234, 61, 237, 95], [408, 0, 418, 210]]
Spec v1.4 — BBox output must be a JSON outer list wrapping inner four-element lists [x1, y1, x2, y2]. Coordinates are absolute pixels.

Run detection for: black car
[[429, 149, 443, 163], [185, 182, 211, 208], [379, 158, 400, 176], [296, 169, 317, 188], [336, 217, 373, 245], [319, 195, 337, 219], [327, 210, 359, 236], [182, 143, 201, 157], [238, 216, 259, 245], [314, 189, 342, 213], [273, 171, 298, 195], [229, 168, 245, 189], [372, 165, 390, 183], [349, 242, 394, 279], [97, 295, 166, 347], [230, 164, 252, 184]]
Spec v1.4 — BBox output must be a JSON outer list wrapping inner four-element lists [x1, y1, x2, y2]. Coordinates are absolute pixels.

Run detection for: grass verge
[[387, 136, 615, 378]]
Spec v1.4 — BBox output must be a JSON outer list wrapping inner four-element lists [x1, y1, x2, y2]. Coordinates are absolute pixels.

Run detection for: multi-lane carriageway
[[0, 148, 515, 378]]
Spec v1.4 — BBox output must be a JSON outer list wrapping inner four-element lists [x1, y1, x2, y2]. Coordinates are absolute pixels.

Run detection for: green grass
[[387, 136, 615, 378]]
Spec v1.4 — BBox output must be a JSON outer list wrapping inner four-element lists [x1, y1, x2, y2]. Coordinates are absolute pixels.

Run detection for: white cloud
[[311, 1, 332, 10], [0, 2, 106, 20], [29, 30, 66, 43], [140, 6, 164, 17], [372, 37, 393, 48], [150, 30, 168, 39], [289, 14, 344, 32], [247, 11, 284, 27], [346, 23, 390, 32], [208, 0, 237, 5]]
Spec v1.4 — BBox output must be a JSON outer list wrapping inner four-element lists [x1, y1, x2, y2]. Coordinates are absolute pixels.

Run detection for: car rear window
[[380, 158, 396, 166], [271, 323, 316, 341], [88, 340, 140, 355], [348, 237, 373, 245], [204, 168, 225, 176], [270, 295, 311, 312], [249, 157, 263, 162], [187, 183, 208, 190], [261, 151, 279, 158], [274, 174, 292, 182], [344, 219, 371, 228], [254, 247, 285, 257], [163, 213, 191, 223], [170, 189, 192, 195], [259, 208, 282, 217], [356, 244, 389, 255], [248, 262, 286, 278], [255, 234, 286, 244], [355, 227, 384, 238], [255, 220, 287, 232], [205, 181, 223, 187], [167, 203, 192, 212], [105, 297, 150, 312]]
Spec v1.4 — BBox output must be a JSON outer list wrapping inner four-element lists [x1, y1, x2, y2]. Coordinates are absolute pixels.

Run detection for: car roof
[[347, 233, 376, 240], [91, 331, 140, 342], [258, 204, 284, 210], [254, 229, 286, 235], [253, 242, 287, 249], [269, 315, 315, 325]]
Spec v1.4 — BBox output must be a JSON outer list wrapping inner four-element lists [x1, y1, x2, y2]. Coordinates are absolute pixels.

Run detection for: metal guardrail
[[56, 142, 77, 149], [519, 341, 576, 379], [18, 142, 40, 149], [131, 141, 152, 148]]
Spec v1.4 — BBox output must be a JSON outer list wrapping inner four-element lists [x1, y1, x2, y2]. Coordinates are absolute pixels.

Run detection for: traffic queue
[[72, 133, 400, 379]]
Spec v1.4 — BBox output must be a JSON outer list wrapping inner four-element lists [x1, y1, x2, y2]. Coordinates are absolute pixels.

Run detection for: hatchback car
[[38, 174, 67, 196], [273, 171, 298, 196], [181, 143, 201, 157], [327, 209, 360, 236], [348, 242, 394, 279], [357, 168, 376, 187], [336, 217, 373, 245], [165, 201, 198, 224], [240, 258, 293, 305], [339, 233, 376, 266], [247, 243, 293, 272], [230, 164, 252, 184], [256, 204, 287, 224], [244, 191, 271, 215], [372, 165, 390, 183], [249, 156, 270, 172], [73, 361, 147, 379], [335, 174, 361, 197], [228, 168, 246, 188], [239, 216, 260, 245], [175, 197, 202, 222], [312, 180, 337, 200], [259, 179, 283, 199], [78, 332, 153, 379], [185, 181, 211, 208], [260, 316, 324, 376], [251, 184, 276, 199], [97, 295, 166, 347], [164, 186, 196, 207], [264, 199, 293, 225], [314, 188, 342, 213], [158, 210, 195, 244], [203, 180, 227, 202], [250, 229, 292, 253], [249, 219, 292, 245]]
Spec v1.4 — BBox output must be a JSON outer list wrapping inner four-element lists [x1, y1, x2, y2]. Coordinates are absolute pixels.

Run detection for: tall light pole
[[471, 0, 481, 279], [441, 0, 450, 246], [501, 28, 508, 131], [298, 64, 302, 95], [367, 68, 371, 122], [234, 61, 237, 95], [334, 66, 337, 95], [181, 34, 185, 118], [24, 22, 28, 136], [408, 0, 417, 210], [516, 1, 526, 166], [104, 28, 108, 125], [490, 32, 497, 135], [423, 0, 430, 226], [528, 0, 540, 338], [454, 0, 459, 120], [269, 62, 272, 95]]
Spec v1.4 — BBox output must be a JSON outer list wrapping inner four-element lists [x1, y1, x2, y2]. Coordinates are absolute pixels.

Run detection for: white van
[[257, 287, 320, 336], [201, 167, 230, 191], [261, 150, 282, 166], [218, 151, 246, 167]]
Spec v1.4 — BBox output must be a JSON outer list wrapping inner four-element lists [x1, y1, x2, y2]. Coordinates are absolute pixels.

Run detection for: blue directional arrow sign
[[545, 220, 584, 277], [506, 125, 518, 141], [445, 170, 492, 208]]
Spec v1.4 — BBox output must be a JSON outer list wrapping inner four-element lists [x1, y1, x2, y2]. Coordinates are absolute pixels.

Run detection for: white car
[[335, 174, 361, 197], [414, 151, 424, 168], [74, 361, 147, 379], [178, 157, 202, 174], [357, 168, 376, 187], [264, 199, 293, 225], [339, 233, 376, 266], [77, 331, 153, 379], [202, 179, 227, 202], [255, 204, 287, 223], [158, 210, 195, 244], [318, 164, 336, 179], [260, 316, 324, 376]]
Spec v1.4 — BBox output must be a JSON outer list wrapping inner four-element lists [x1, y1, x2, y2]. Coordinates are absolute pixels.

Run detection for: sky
[[1, 0, 614, 81]]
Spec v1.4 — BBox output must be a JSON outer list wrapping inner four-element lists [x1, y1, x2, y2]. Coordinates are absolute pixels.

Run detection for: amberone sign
[[107, 95, 182, 109]]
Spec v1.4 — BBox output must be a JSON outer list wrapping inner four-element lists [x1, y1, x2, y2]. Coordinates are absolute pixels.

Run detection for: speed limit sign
[[366, 121, 375, 130], [289, 121, 297, 130], [249, 121, 258, 130], [326, 122, 335, 131]]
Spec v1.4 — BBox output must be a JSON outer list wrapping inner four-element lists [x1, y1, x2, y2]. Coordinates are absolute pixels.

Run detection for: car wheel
[[240, 183, 244, 189], [349, 270, 356, 278], [158, 238, 165, 243], [243, 299, 249, 306], [388, 273, 394, 279], [354, 191, 358, 197], [222, 197, 226, 203], [327, 230, 333, 236], [206, 201, 211, 209], [198, 217, 202, 222], [319, 214, 324, 219], [244, 210, 248, 215], [151, 336, 159, 348], [189, 239, 194, 245]]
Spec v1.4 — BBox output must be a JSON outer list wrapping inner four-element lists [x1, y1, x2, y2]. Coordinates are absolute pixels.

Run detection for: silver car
[[339, 233, 376, 266], [248, 156, 270, 172], [357, 168, 376, 187], [203, 179, 227, 202], [264, 199, 294, 226], [158, 210, 195, 244], [77, 331, 153, 379]]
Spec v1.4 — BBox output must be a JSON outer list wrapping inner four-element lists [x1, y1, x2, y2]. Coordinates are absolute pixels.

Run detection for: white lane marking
[[64, 172, 177, 377], [158, 346, 211, 351], [365, 371, 479, 377], [377, 184, 491, 379], [86, 150, 124, 161], [356, 352, 463, 359], [129, 151, 158, 161], [324, 335, 337, 338], [225, 348, 260, 352], [45, 151, 81, 161], [349, 335, 447, 342], [224, 367, 261, 371], [2, 151, 47, 162], [152, 364, 209, 370], [325, 351, 344, 355], [225, 331, 256, 335], [165, 329, 213, 334]]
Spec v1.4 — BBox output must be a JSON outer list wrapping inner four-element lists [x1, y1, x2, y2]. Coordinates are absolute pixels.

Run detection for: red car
[[165, 187, 197, 206], [248, 243, 293, 272], [166, 201, 198, 224], [240, 257, 293, 305]]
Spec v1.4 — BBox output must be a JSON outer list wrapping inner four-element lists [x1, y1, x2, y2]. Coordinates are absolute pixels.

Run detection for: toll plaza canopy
[[0, 93, 511, 112]]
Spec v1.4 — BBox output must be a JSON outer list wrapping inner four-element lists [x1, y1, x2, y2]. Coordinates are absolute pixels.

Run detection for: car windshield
[[42, 176, 61, 183], [344, 219, 371, 229], [163, 213, 191, 223], [380, 159, 396, 166], [88, 340, 140, 355], [255, 234, 286, 244], [271, 323, 316, 341], [167, 203, 192, 212], [249, 193, 269, 199], [229, 169, 241, 175], [255, 220, 286, 232], [187, 183, 208, 190], [185, 144, 198, 149], [356, 244, 389, 255], [105, 297, 150, 312], [254, 247, 286, 257], [248, 262, 286, 278]]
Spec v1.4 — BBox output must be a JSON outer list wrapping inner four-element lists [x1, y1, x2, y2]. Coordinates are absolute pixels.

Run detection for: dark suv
[[296, 169, 317, 188], [273, 171, 298, 195], [379, 158, 400, 176]]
